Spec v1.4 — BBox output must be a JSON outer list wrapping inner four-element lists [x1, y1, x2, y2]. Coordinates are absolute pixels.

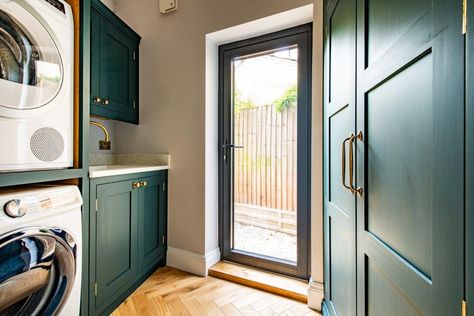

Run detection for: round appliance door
[[0, 228, 76, 316], [0, 0, 64, 116]]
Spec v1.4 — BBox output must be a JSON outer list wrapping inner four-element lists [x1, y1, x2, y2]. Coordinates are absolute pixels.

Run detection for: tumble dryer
[[0, 0, 74, 171]]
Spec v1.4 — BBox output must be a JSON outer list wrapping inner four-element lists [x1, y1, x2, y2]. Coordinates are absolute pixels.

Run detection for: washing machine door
[[0, 0, 64, 117], [0, 228, 76, 316]]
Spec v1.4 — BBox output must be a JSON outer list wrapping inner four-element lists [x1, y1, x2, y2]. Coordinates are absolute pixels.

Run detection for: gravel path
[[233, 223, 297, 262]]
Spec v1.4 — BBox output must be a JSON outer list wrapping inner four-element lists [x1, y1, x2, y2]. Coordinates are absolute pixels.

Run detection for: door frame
[[218, 23, 312, 279]]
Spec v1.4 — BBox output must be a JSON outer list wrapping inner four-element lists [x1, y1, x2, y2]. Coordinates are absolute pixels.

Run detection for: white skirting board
[[307, 277, 324, 311], [167, 247, 221, 277]]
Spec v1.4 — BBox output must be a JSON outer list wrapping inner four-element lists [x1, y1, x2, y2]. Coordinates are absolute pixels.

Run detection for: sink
[[89, 165, 169, 178]]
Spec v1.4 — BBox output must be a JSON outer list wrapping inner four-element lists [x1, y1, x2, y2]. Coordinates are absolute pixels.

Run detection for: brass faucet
[[90, 121, 111, 150]]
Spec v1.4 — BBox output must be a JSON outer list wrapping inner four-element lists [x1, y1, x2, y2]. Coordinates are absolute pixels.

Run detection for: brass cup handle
[[93, 96, 101, 103], [140, 181, 147, 187], [132, 182, 141, 189]]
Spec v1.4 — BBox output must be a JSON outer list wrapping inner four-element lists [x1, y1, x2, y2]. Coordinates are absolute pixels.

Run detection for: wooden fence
[[234, 203, 297, 235], [234, 104, 297, 212]]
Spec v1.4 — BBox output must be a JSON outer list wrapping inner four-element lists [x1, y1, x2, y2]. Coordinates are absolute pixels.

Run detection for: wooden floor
[[111, 267, 321, 316]]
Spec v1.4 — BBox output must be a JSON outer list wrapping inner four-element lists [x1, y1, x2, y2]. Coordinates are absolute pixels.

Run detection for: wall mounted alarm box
[[159, 0, 177, 13]]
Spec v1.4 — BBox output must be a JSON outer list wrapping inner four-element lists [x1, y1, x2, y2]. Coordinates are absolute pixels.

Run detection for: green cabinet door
[[90, 0, 140, 124], [355, 0, 464, 315], [324, 0, 465, 314], [95, 179, 139, 309], [468, 0, 474, 313], [323, 0, 357, 315], [138, 174, 167, 270], [99, 19, 138, 122], [90, 8, 101, 109]]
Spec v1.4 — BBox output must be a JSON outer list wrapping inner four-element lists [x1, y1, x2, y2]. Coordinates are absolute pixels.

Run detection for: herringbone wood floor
[[111, 267, 321, 316]]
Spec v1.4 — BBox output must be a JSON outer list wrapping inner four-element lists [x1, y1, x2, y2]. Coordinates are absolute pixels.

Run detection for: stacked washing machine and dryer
[[0, 1, 82, 315]]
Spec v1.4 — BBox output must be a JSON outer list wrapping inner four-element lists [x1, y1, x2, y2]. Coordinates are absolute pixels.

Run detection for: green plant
[[274, 84, 297, 112], [234, 89, 256, 113]]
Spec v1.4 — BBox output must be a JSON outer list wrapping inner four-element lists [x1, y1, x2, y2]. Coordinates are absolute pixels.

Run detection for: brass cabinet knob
[[93, 96, 101, 103], [102, 99, 109, 105], [132, 182, 141, 189], [140, 181, 147, 187]]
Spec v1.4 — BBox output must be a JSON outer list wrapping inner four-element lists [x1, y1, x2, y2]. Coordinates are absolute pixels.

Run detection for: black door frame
[[218, 23, 312, 279]]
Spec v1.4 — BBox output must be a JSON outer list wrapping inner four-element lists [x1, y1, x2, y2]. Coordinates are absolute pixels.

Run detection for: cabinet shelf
[[0, 168, 86, 188]]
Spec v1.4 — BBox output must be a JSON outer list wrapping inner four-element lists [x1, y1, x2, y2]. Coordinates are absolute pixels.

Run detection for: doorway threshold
[[208, 261, 308, 303]]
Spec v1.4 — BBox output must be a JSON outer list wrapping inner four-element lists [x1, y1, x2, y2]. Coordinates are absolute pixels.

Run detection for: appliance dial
[[4, 199, 28, 218]]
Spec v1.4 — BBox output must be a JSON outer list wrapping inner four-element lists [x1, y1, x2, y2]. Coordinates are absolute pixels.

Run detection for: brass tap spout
[[90, 121, 111, 150]]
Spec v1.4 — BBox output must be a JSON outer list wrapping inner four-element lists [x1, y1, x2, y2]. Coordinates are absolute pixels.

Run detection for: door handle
[[221, 144, 244, 149], [349, 131, 363, 196], [222, 141, 244, 162], [341, 134, 353, 192]]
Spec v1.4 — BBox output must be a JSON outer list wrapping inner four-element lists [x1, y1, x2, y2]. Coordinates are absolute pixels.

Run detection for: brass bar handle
[[349, 131, 363, 196], [342, 134, 354, 192]]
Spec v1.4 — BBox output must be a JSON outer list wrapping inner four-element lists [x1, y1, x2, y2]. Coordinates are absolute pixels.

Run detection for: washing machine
[[0, 185, 82, 315], [0, 0, 74, 172]]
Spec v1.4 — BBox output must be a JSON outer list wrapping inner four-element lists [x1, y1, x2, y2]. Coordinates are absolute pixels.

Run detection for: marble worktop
[[89, 153, 170, 178]]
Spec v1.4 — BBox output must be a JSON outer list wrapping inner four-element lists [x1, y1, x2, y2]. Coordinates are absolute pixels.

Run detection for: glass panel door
[[232, 46, 298, 263], [220, 24, 312, 279]]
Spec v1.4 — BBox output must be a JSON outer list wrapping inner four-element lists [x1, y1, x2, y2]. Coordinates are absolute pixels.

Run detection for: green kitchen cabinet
[[90, 0, 141, 124], [323, 0, 465, 315], [90, 171, 167, 315]]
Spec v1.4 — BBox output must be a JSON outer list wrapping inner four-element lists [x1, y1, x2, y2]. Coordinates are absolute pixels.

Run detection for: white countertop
[[89, 165, 169, 178]]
